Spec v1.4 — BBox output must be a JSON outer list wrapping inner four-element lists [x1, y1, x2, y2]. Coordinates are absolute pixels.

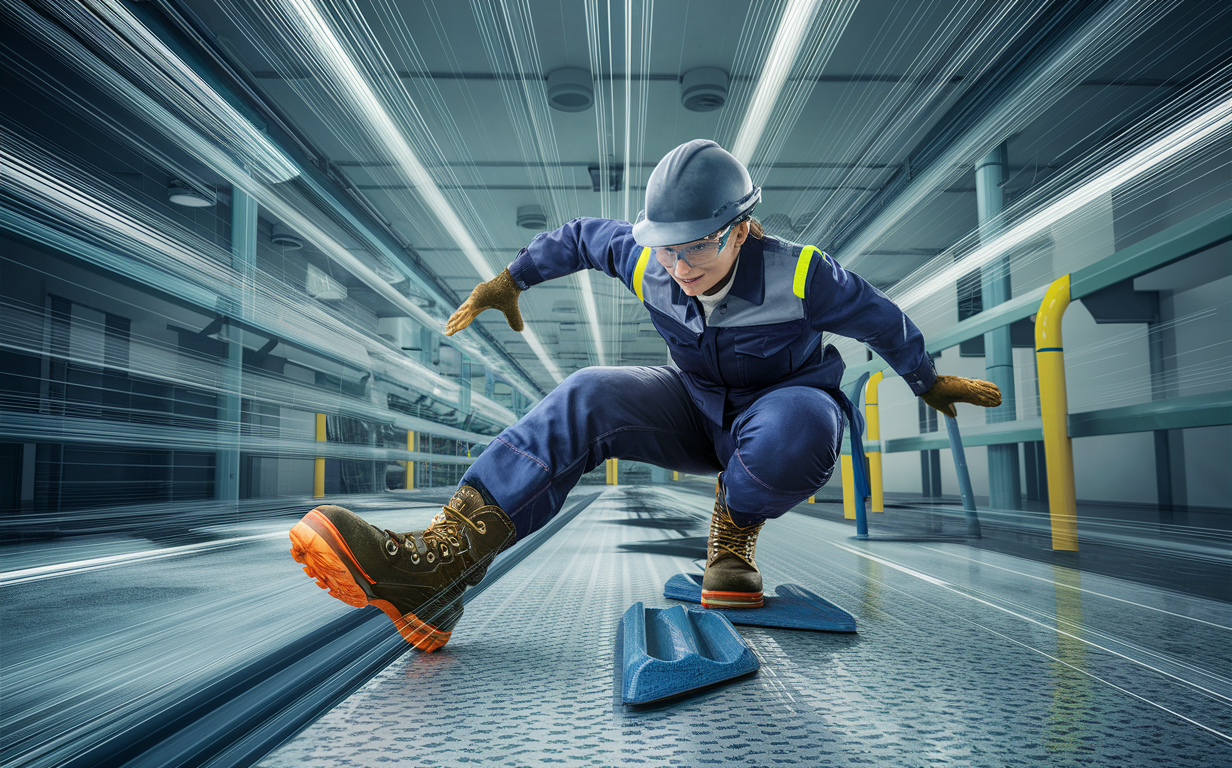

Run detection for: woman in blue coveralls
[[289, 140, 1001, 652]]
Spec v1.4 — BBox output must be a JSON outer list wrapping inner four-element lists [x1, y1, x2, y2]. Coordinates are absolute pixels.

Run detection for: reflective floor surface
[[256, 486, 1232, 767]]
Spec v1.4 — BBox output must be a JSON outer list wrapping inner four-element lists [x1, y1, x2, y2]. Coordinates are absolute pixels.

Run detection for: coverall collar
[[669, 234, 766, 308]]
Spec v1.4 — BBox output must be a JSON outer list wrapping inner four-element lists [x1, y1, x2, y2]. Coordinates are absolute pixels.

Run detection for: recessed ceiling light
[[517, 204, 547, 230], [167, 178, 215, 207], [547, 68, 594, 112], [271, 222, 304, 249]]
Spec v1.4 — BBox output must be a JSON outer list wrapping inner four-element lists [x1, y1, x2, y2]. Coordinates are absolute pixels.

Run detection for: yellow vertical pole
[[1036, 275, 1079, 551], [313, 413, 326, 499], [840, 455, 855, 519], [606, 458, 618, 485], [865, 371, 885, 513], [808, 495, 815, 503], [672, 470, 679, 481], [406, 430, 415, 490]]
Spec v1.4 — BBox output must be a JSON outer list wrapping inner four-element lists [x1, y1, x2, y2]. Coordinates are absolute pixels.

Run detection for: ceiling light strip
[[4, 0, 543, 400], [470, 0, 606, 368], [281, 0, 564, 383], [730, 0, 822, 165]]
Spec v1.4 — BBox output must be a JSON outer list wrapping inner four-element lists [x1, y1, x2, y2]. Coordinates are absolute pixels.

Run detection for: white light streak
[[890, 95, 1232, 311], [730, 0, 822, 165], [281, 0, 564, 383], [4, 0, 544, 403], [0, 532, 288, 586], [85, 0, 300, 183]]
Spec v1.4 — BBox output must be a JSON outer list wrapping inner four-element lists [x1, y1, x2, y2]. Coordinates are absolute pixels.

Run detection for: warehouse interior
[[1, 0, 1229, 766]]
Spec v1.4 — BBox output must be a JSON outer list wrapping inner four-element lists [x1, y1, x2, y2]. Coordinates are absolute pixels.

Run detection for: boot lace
[[709, 509, 764, 566]]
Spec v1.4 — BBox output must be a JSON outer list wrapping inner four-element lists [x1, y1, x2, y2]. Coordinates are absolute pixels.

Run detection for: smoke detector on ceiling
[[167, 179, 216, 207], [271, 223, 304, 250], [547, 68, 594, 112], [680, 68, 729, 112], [517, 204, 547, 230]]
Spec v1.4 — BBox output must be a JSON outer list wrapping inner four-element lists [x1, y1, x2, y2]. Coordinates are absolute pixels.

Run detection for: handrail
[[1069, 199, 1231, 299], [840, 200, 1232, 390], [880, 390, 1230, 452], [838, 202, 1230, 550]]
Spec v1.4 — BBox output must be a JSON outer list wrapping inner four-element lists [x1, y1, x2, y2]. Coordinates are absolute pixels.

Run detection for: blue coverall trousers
[[461, 366, 845, 539]]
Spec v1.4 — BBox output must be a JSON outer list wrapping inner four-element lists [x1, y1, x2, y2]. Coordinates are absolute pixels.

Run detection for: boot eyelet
[[410, 552, 420, 563], [385, 539, 399, 555], [441, 545, 450, 557], [426, 552, 435, 563], [448, 536, 460, 547], [475, 521, 487, 534]]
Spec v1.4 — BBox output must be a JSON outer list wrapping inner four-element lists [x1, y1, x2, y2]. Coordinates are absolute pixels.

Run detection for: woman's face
[[665, 221, 749, 297]]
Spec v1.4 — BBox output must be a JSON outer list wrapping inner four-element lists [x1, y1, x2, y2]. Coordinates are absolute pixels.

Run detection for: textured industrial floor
[[257, 486, 1231, 768]]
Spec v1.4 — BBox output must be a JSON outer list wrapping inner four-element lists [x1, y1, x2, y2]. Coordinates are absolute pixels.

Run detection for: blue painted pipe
[[944, 415, 982, 537]]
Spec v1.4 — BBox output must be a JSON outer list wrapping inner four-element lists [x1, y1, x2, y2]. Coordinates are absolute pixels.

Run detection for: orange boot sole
[[289, 508, 452, 652], [701, 589, 764, 609]]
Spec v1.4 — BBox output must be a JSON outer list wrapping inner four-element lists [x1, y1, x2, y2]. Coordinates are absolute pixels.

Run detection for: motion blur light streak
[[276, 0, 565, 383], [1, 1, 1229, 766], [889, 87, 1232, 312], [0, 531, 287, 586]]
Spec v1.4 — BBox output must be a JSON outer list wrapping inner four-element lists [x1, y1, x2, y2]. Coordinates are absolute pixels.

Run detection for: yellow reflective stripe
[[632, 247, 651, 302], [793, 245, 822, 298]]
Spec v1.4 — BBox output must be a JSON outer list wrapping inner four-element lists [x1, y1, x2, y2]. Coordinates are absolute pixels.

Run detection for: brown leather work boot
[[701, 478, 765, 609], [289, 486, 516, 651]]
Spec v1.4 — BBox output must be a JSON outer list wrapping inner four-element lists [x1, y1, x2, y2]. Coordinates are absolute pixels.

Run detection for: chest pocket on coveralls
[[644, 304, 701, 368], [732, 319, 804, 388]]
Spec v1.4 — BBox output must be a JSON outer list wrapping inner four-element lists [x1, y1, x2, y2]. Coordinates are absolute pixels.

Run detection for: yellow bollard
[[840, 454, 855, 519], [1036, 275, 1079, 551], [865, 371, 885, 513], [406, 430, 415, 490], [606, 458, 618, 485], [672, 470, 679, 481], [808, 495, 815, 503], [313, 413, 326, 499]]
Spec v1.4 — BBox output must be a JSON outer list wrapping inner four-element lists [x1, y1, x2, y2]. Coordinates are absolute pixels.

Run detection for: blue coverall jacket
[[461, 218, 937, 538]]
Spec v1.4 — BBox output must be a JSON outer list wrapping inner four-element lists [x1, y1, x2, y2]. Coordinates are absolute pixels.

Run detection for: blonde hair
[[747, 216, 764, 239]]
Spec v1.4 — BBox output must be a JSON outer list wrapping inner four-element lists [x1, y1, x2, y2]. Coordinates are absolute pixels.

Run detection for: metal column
[[216, 186, 257, 503], [976, 144, 1021, 510], [459, 354, 472, 415]]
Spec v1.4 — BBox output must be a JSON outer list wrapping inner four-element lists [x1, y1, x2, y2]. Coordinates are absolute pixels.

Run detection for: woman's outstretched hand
[[921, 375, 1002, 418], [445, 269, 524, 336]]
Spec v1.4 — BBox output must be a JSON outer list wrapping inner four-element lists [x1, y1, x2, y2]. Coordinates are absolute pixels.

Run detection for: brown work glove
[[444, 269, 524, 335], [921, 374, 1002, 418]]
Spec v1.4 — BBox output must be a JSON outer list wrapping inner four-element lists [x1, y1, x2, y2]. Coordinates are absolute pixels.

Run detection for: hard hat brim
[[631, 188, 760, 247], [631, 216, 723, 248]]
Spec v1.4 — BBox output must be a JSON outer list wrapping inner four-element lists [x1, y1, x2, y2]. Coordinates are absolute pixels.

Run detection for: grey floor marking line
[[929, 578, 1232, 692], [913, 543, 1232, 630], [811, 542, 1232, 746], [829, 540, 1232, 705], [855, 541, 1232, 682], [964, 616, 1232, 744], [0, 531, 288, 585]]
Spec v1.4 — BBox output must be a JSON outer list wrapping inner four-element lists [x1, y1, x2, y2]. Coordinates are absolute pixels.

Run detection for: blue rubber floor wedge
[[621, 602, 759, 705], [664, 573, 857, 633]]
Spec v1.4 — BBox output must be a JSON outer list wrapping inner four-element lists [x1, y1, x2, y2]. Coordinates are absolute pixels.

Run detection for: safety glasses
[[651, 226, 734, 270]]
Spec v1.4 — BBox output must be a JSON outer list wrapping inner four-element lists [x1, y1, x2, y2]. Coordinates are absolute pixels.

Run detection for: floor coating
[[256, 485, 1232, 767]]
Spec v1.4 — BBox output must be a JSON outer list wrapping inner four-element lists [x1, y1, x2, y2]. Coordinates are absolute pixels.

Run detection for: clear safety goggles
[[651, 225, 734, 270]]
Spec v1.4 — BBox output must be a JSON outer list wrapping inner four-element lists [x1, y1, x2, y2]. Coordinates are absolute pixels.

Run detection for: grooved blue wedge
[[621, 602, 759, 705]]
